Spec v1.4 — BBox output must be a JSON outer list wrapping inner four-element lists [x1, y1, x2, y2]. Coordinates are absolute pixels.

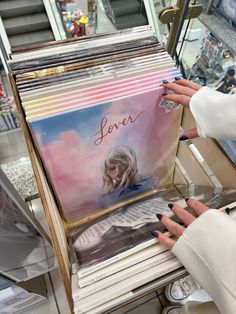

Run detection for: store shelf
[[198, 0, 236, 54]]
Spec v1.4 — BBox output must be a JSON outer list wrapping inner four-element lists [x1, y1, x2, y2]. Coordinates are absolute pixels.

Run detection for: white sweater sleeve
[[172, 210, 236, 314], [190, 87, 236, 140]]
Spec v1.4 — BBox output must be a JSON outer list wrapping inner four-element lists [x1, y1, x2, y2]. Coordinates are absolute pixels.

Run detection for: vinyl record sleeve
[[74, 291, 132, 314], [71, 188, 182, 270], [29, 88, 182, 220], [74, 250, 174, 297], [71, 187, 236, 313], [16, 44, 160, 81], [10, 37, 161, 74], [24, 70, 179, 116], [26, 86, 170, 119], [75, 258, 182, 313], [23, 62, 176, 107], [16, 51, 170, 89], [19, 53, 172, 93], [11, 34, 158, 65], [15, 44, 164, 85], [10, 27, 156, 64], [19, 55, 173, 97], [15, 45, 163, 86], [72, 185, 236, 275], [11, 26, 153, 59]]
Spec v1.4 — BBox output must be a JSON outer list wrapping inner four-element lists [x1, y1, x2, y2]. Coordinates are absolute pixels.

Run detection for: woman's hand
[[162, 78, 202, 140], [152, 198, 228, 249]]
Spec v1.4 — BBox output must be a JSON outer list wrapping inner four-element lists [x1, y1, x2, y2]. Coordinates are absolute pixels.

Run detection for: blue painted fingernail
[[151, 231, 159, 238], [168, 203, 174, 209], [185, 198, 189, 202], [175, 77, 181, 80], [163, 80, 169, 84], [156, 213, 163, 220], [179, 135, 189, 141], [162, 93, 167, 96], [225, 207, 230, 215]]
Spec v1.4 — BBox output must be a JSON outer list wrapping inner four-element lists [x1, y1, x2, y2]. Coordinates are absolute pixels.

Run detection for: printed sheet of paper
[[71, 185, 236, 269], [71, 188, 183, 268]]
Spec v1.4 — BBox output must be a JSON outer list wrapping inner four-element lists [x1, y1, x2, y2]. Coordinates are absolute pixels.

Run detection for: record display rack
[[8, 64, 236, 314], [6, 9, 236, 314]]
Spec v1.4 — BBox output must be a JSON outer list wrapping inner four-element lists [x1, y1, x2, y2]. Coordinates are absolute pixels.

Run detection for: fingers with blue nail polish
[[180, 128, 199, 140], [151, 231, 159, 238], [156, 213, 163, 221], [156, 212, 185, 237], [159, 80, 202, 108], [225, 208, 230, 215], [168, 203, 195, 226], [179, 135, 189, 141], [155, 198, 211, 251]]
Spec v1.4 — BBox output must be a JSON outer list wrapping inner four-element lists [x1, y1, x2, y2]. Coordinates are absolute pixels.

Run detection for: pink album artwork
[[23, 65, 174, 102], [24, 67, 178, 112], [26, 73, 180, 119], [30, 88, 182, 221]]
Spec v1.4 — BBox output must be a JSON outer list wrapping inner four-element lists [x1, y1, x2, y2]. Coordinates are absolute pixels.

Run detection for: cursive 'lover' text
[[93, 111, 145, 145]]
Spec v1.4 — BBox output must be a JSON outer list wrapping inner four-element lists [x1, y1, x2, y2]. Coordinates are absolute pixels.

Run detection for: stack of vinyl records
[[9, 26, 189, 313], [70, 187, 185, 314], [69, 186, 236, 314], [10, 26, 182, 221]]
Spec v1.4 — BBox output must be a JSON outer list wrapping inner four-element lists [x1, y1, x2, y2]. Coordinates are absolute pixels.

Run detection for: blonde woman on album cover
[[101, 145, 154, 205], [153, 78, 236, 314], [103, 145, 141, 193]]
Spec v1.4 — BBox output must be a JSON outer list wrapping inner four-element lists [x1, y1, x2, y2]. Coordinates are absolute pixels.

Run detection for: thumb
[[180, 128, 198, 141]]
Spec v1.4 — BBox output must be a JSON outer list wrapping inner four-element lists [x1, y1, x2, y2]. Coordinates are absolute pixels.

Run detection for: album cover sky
[[30, 88, 182, 220]]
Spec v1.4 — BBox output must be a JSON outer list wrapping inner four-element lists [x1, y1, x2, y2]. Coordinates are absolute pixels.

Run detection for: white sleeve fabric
[[189, 86, 236, 140], [172, 210, 236, 314]]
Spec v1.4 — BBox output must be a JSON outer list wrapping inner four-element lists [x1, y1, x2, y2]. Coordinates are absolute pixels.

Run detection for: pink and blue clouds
[[31, 88, 181, 220]]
